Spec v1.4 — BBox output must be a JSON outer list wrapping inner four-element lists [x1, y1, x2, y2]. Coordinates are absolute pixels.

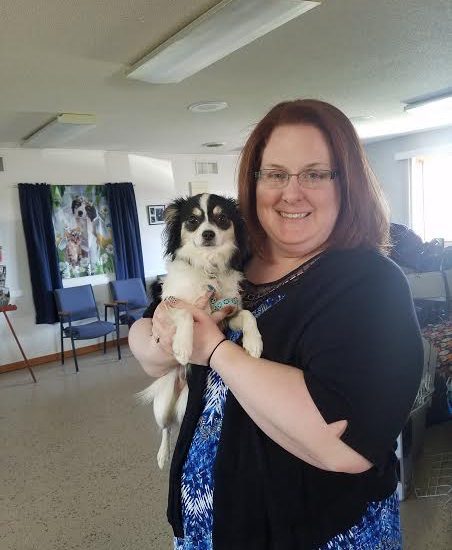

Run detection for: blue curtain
[[18, 183, 62, 324], [105, 182, 145, 283]]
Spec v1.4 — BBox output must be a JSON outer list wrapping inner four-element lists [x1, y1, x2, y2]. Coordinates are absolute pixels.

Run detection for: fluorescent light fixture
[[127, 0, 321, 84], [22, 113, 96, 148], [404, 93, 452, 115]]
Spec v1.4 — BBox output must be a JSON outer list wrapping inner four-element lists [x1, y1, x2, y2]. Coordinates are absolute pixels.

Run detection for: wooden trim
[[0, 337, 129, 374]]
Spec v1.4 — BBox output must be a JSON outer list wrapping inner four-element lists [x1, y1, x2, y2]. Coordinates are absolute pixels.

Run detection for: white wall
[[170, 154, 240, 197], [0, 148, 239, 366], [365, 126, 452, 225]]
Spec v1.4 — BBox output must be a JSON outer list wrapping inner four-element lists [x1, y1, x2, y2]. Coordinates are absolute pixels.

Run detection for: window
[[410, 153, 452, 243]]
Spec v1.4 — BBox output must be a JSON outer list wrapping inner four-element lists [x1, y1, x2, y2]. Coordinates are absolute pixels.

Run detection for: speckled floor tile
[[1, 349, 451, 549]]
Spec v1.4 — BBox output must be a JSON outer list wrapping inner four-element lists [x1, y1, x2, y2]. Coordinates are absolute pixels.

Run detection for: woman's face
[[256, 123, 341, 260]]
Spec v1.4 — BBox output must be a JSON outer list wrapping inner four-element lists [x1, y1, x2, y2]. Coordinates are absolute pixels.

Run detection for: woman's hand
[[165, 296, 233, 365], [150, 300, 177, 357]]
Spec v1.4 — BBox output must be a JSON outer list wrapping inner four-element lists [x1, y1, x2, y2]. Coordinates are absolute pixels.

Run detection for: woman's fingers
[[194, 287, 215, 309], [211, 306, 236, 324], [327, 419, 348, 438]]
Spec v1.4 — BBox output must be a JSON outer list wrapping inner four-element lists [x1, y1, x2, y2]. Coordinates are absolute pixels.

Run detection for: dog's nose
[[202, 230, 215, 241], [78, 210, 83, 216]]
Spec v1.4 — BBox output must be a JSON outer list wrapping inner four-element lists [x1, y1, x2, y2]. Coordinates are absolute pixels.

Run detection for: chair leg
[[103, 335, 107, 354], [115, 311, 121, 361], [70, 336, 79, 373], [60, 325, 65, 365]]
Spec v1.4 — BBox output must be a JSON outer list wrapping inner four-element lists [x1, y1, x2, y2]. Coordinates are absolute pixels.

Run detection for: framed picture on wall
[[147, 205, 165, 225]]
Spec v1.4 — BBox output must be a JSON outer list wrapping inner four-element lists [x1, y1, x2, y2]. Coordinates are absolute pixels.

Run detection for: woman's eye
[[307, 171, 322, 180], [269, 171, 287, 180]]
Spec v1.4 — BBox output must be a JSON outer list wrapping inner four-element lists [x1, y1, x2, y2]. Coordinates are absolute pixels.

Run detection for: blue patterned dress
[[174, 285, 402, 549]]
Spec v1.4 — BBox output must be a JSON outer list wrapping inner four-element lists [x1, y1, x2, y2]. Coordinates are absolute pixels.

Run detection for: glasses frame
[[255, 168, 339, 190]]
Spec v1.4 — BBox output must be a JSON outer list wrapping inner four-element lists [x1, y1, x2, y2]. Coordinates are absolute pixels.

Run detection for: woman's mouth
[[279, 211, 311, 219]]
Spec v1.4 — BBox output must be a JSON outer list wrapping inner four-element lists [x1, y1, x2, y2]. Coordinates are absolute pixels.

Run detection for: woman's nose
[[281, 174, 306, 201]]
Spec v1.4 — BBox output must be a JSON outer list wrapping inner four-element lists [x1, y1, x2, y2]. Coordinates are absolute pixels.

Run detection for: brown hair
[[238, 99, 390, 255]]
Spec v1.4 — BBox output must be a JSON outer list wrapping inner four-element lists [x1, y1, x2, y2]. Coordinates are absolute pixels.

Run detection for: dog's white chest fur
[[162, 258, 243, 307]]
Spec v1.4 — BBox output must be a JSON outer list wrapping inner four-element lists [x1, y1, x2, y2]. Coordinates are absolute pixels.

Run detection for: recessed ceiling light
[[202, 141, 226, 148], [188, 101, 228, 113]]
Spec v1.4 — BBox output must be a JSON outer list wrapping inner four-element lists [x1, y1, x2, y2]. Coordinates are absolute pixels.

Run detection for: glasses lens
[[259, 170, 288, 187]]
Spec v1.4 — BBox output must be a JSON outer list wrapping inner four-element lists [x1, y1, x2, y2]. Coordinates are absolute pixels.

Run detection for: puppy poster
[[51, 185, 114, 278]]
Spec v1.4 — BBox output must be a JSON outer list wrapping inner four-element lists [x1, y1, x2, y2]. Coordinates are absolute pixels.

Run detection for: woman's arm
[[128, 317, 178, 378], [210, 341, 372, 473], [167, 299, 372, 474]]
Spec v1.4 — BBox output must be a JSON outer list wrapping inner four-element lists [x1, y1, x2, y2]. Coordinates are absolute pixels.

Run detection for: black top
[[167, 248, 424, 549]]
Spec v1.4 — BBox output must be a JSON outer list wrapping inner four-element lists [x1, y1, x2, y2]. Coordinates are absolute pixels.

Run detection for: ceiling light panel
[[404, 94, 452, 115], [22, 114, 96, 148], [127, 0, 321, 84]]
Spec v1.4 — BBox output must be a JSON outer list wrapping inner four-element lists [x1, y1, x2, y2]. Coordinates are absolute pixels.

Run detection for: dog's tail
[[135, 375, 169, 405]]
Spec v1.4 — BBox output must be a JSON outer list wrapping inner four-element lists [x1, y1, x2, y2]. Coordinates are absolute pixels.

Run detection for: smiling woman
[[130, 99, 424, 550]]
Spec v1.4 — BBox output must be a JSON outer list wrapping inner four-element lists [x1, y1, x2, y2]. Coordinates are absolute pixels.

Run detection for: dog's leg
[[136, 369, 180, 468], [228, 310, 263, 358], [169, 308, 194, 365], [175, 382, 189, 425], [157, 428, 171, 469]]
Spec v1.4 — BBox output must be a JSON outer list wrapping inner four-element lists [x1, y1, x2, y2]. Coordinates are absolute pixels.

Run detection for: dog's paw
[[172, 338, 192, 366], [157, 446, 169, 469], [243, 331, 263, 358]]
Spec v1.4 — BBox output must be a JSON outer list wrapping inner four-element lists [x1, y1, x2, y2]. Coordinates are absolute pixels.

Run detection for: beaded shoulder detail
[[241, 253, 322, 311]]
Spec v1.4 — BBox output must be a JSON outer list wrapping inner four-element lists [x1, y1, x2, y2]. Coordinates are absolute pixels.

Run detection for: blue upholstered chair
[[109, 278, 149, 327], [54, 285, 121, 372]]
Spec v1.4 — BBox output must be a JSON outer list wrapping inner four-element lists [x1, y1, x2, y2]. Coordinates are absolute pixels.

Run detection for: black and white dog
[[138, 193, 263, 468]]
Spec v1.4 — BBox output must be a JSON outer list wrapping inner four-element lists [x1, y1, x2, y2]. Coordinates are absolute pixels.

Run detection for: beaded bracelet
[[207, 338, 227, 367]]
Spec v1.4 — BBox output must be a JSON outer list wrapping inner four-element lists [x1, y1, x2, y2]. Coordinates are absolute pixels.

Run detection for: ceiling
[[1, 0, 451, 155]]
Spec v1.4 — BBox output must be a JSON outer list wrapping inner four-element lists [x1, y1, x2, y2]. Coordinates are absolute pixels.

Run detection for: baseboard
[[0, 337, 129, 374]]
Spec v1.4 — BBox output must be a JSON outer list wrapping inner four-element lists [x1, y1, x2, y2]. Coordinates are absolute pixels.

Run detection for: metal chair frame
[[55, 285, 121, 372]]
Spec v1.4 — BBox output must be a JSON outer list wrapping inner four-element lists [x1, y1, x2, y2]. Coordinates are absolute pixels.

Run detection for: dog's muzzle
[[201, 230, 216, 246]]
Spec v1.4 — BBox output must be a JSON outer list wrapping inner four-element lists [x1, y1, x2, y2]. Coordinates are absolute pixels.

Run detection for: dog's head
[[71, 196, 97, 221], [163, 193, 249, 271]]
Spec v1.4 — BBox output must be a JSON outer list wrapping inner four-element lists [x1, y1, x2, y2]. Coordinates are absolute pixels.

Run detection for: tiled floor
[[1, 349, 451, 549]]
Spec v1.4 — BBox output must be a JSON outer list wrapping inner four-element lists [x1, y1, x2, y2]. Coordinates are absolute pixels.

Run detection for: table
[[0, 304, 37, 382]]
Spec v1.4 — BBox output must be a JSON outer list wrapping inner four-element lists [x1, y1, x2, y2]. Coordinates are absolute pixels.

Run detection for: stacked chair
[[109, 278, 149, 328]]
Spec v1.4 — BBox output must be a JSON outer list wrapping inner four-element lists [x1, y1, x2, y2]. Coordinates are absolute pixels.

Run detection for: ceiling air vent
[[195, 161, 218, 175]]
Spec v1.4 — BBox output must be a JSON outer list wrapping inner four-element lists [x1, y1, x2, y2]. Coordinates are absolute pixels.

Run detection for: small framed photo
[[147, 204, 165, 225]]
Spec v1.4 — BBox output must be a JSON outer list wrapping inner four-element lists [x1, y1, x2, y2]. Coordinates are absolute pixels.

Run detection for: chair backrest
[[54, 285, 99, 321], [109, 278, 148, 309], [405, 271, 447, 300]]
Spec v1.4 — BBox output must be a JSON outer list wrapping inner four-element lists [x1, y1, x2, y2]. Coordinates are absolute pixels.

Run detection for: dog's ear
[[226, 197, 251, 272], [71, 199, 79, 214], [86, 203, 97, 221], [163, 198, 185, 259]]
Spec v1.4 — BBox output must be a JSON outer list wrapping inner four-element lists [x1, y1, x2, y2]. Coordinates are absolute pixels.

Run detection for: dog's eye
[[217, 214, 227, 223], [187, 215, 199, 225]]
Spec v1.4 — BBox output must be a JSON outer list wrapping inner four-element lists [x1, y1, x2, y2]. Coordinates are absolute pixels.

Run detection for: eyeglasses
[[255, 168, 339, 190]]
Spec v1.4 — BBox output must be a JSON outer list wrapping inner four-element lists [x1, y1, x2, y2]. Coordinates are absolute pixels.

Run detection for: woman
[[129, 99, 423, 549]]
